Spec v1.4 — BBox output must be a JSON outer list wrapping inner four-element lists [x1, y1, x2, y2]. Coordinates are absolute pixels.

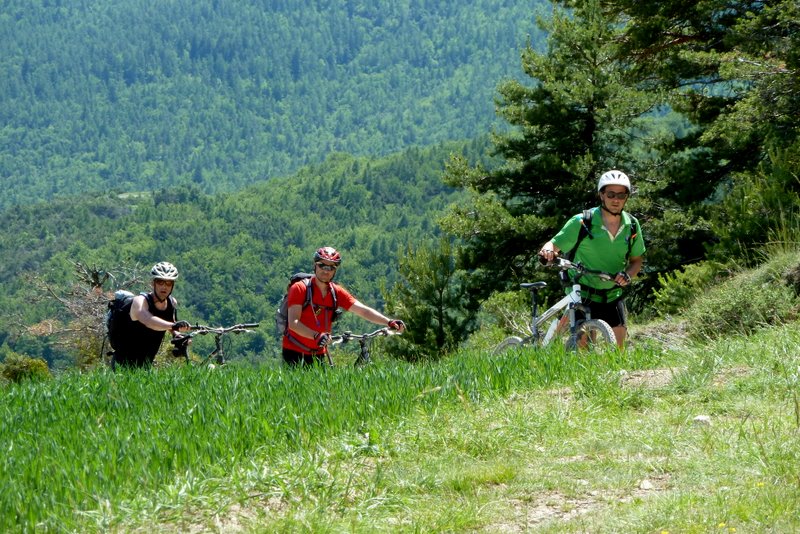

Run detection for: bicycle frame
[[173, 323, 259, 366], [533, 282, 591, 346], [522, 257, 616, 347]]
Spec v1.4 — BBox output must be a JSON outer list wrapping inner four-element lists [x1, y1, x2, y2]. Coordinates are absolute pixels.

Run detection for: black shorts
[[282, 348, 329, 366], [578, 298, 627, 328]]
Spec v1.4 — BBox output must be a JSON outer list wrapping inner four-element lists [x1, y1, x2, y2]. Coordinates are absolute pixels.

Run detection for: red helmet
[[314, 246, 342, 265]]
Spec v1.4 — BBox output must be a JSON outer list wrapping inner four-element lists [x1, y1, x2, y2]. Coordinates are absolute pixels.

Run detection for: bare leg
[[612, 326, 626, 349]]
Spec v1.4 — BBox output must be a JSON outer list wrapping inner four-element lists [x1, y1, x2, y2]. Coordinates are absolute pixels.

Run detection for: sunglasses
[[315, 262, 337, 272], [604, 190, 629, 200]]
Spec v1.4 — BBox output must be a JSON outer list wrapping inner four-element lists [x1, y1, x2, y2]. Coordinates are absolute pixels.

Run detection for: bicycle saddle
[[521, 282, 547, 290]]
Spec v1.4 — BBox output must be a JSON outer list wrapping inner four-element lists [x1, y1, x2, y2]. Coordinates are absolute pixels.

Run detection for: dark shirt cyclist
[[111, 262, 191, 369], [538, 170, 646, 348], [281, 246, 406, 366]]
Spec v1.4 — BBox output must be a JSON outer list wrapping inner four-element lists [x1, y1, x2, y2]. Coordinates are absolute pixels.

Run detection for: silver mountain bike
[[493, 257, 617, 354]]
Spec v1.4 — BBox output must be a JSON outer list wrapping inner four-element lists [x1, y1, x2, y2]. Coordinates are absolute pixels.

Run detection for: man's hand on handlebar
[[615, 271, 632, 286], [538, 253, 555, 266], [314, 332, 332, 348], [538, 245, 558, 263], [172, 320, 191, 332], [387, 319, 405, 332]]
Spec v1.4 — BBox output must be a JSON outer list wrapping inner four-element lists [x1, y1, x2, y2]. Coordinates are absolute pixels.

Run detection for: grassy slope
[[3, 255, 800, 533], [140, 328, 798, 533], [23, 325, 792, 534]]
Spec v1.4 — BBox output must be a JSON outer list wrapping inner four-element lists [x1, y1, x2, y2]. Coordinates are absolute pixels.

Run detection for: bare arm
[[287, 303, 319, 339], [348, 301, 406, 332], [616, 255, 644, 287], [129, 295, 178, 332]]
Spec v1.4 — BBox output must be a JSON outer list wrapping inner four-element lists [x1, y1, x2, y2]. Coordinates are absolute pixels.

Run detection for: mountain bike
[[329, 327, 401, 366], [493, 257, 617, 354], [171, 322, 260, 366]]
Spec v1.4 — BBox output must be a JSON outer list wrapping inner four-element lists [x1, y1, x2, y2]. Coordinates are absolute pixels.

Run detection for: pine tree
[[441, 0, 657, 297]]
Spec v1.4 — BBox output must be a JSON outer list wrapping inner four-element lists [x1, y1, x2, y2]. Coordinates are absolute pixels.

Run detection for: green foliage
[[650, 260, 732, 317], [708, 144, 800, 264], [385, 239, 477, 360], [0, 141, 479, 366], [477, 290, 530, 335], [442, 0, 660, 299], [0, 351, 51, 384], [605, 0, 800, 272], [682, 251, 800, 341], [4, 0, 800, 363], [0, 0, 542, 211]]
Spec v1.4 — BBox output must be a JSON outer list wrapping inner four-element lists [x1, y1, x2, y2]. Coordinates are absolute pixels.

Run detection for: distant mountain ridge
[[0, 0, 544, 211]]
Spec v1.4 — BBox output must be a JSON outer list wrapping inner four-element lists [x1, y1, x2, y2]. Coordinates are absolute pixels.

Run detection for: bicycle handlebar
[[183, 323, 260, 337], [330, 327, 401, 345], [541, 256, 617, 282]]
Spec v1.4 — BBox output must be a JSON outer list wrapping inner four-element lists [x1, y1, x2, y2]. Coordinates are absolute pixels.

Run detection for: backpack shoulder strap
[[582, 208, 594, 239], [625, 213, 640, 261], [302, 278, 314, 309], [564, 209, 594, 261], [328, 281, 338, 309], [304, 279, 338, 310]]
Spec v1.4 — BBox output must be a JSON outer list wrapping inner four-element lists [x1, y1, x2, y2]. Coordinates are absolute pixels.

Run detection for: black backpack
[[105, 290, 137, 351], [275, 273, 341, 336], [563, 209, 639, 262]]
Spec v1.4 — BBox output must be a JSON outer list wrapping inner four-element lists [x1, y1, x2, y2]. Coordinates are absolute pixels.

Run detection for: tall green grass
[[0, 346, 657, 532]]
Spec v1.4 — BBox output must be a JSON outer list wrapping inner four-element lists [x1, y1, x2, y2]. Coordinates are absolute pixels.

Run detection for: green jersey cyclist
[[538, 170, 646, 348]]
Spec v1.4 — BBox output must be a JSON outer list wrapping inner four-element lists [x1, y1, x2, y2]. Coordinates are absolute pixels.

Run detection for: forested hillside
[[4, 0, 799, 370], [0, 0, 542, 211], [0, 139, 491, 366]]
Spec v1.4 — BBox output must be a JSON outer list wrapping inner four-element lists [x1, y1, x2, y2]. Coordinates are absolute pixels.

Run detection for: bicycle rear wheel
[[564, 319, 616, 351], [493, 336, 526, 355]]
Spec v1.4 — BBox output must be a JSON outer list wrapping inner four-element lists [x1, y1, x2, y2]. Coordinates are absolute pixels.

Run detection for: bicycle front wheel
[[493, 336, 525, 355], [564, 319, 616, 351]]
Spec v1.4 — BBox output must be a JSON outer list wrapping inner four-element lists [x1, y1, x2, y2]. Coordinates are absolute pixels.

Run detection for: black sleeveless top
[[114, 292, 176, 361]]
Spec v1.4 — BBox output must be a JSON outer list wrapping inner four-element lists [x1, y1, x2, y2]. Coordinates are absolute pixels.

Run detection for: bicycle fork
[[354, 337, 370, 366]]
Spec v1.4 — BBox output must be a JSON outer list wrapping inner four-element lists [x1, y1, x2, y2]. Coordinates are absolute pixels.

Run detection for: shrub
[[478, 290, 530, 334], [650, 260, 732, 317], [1, 354, 52, 384], [683, 251, 800, 340]]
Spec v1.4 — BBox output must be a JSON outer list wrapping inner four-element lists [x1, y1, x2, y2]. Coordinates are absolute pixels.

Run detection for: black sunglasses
[[604, 190, 629, 200], [315, 262, 337, 272]]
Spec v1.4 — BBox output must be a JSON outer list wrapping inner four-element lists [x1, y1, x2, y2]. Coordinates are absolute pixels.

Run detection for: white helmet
[[597, 170, 631, 192], [150, 261, 179, 280]]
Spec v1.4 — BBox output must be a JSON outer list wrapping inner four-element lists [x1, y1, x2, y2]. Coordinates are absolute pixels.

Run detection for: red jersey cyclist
[[281, 246, 406, 365]]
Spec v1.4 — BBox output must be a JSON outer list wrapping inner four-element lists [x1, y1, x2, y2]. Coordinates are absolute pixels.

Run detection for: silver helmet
[[150, 261, 179, 280]]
